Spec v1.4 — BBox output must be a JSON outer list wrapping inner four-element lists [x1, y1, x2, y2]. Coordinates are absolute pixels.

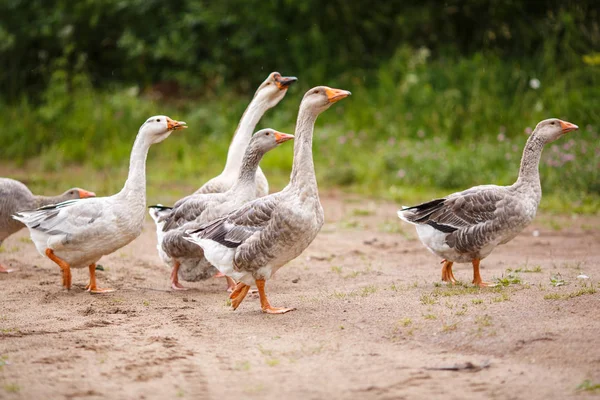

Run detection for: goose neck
[[118, 132, 151, 204], [514, 133, 544, 198], [290, 106, 318, 189], [222, 97, 269, 177]]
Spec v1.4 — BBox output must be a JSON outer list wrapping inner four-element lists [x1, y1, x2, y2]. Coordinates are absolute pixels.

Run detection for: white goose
[[184, 86, 351, 313], [196, 72, 297, 196], [156, 129, 294, 291], [13, 116, 186, 293], [398, 119, 578, 287]]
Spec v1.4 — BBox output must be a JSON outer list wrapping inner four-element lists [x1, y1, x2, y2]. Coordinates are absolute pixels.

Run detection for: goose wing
[[13, 198, 104, 237], [400, 186, 520, 252], [186, 195, 280, 271]]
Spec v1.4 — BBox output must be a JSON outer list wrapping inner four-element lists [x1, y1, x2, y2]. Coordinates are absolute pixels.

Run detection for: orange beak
[[78, 189, 96, 198], [325, 87, 352, 103], [559, 120, 578, 133], [274, 74, 298, 90], [273, 131, 295, 144], [166, 117, 187, 131]]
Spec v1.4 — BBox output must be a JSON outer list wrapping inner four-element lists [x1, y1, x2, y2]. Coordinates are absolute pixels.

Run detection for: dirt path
[[1, 194, 599, 399]]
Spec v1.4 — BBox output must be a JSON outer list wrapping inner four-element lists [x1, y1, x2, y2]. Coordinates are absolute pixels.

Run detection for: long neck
[[290, 106, 318, 189], [515, 133, 545, 193], [33, 194, 71, 208], [222, 95, 269, 176], [230, 145, 264, 192], [118, 132, 152, 202]]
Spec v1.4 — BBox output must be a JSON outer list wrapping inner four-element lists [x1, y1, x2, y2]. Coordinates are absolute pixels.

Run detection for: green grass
[[1, 50, 599, 213], [577, 379, 600, 393], [495, 272, 522, 287], [550, 274, 567, 287], [544, 286, 596, 300], [360, 285, 377, 297], [511, 265, 543, 273], [3, 384, 20, 393]]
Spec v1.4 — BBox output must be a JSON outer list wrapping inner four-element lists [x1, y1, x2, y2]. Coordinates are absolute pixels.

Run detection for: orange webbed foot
[[255, 279, 295, 315], [86, 264, 113, 294], [262, 306, 296, 315], [441, 260, 457, 285], [169, 261, 188, 291], [0, 264, 14, 273], [225, 276, 236, 292], [229, 282, 251, 310], [473, 280, 495, 288], [89, 287, 115, 294], [471, 259, 495, 288], [171, 281, 188, 291]]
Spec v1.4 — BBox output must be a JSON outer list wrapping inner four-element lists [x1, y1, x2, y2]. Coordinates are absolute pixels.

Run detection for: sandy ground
[[1, 194, 599, 400]]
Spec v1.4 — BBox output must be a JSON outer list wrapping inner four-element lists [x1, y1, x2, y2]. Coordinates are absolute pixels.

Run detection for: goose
[[184, 86, 351, 313], [397, 119, 579, 287], [0, 178, 96, 273], [13, 116, 187, 293], [149, 72, 296, 287], [196, 72, 297, 196], [151, 129, 294, 291]]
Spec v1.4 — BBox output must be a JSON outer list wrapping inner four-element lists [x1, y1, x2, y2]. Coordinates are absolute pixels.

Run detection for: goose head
[[532, 118, 578, 143], [140, 115, 187, 144], [301, 86, 352, 114], [62, 188, 96, 199], [248, 128, 294, 154], [254, 72, 298, 108]]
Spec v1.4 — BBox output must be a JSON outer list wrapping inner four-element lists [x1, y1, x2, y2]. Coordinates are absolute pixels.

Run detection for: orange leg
[[229, 281, 250, 310], [255, 279, 295, 314], [472, 259, 493, 287], [86, 264, 114, 294], [0, 263, 14, 273], [225, 276, 237, 292], [440, 260, 457, 284], [45, 248, 72, 290], [170, 260, 188, 291]]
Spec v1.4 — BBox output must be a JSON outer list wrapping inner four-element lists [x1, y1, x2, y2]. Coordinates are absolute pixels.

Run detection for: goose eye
[[156, 118, 161, 122], [266, 132, 270, 136]]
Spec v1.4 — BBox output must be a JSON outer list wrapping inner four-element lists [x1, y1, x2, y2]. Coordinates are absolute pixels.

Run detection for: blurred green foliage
[[0, 0, 599, 212], [1, 0, 598, 99]]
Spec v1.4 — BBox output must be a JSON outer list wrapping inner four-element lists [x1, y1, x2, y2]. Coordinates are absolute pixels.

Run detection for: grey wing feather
[[162, 194, 216, 231], [194, 178, 228, 195], [189, 196, 277, 249], [14, 199, 103, 235], [405, 187, 521, 252], [403, 187, 504, 232]]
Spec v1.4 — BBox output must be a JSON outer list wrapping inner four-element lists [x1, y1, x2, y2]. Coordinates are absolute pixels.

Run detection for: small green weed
[[492, 292, 511, 303], [3, 384, 20, 393], [420, 294, 437, 305], [330, 265, 343, 274], [234, 361, 251, 371], [495, 272, 522, 286], [442, 323, 458, 332], [360, 285, 377, 297], [550, 274, 566, 287], [577, 379, 600, 393], [544, 293, 562, 300], [266, 359, 280, 367]]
